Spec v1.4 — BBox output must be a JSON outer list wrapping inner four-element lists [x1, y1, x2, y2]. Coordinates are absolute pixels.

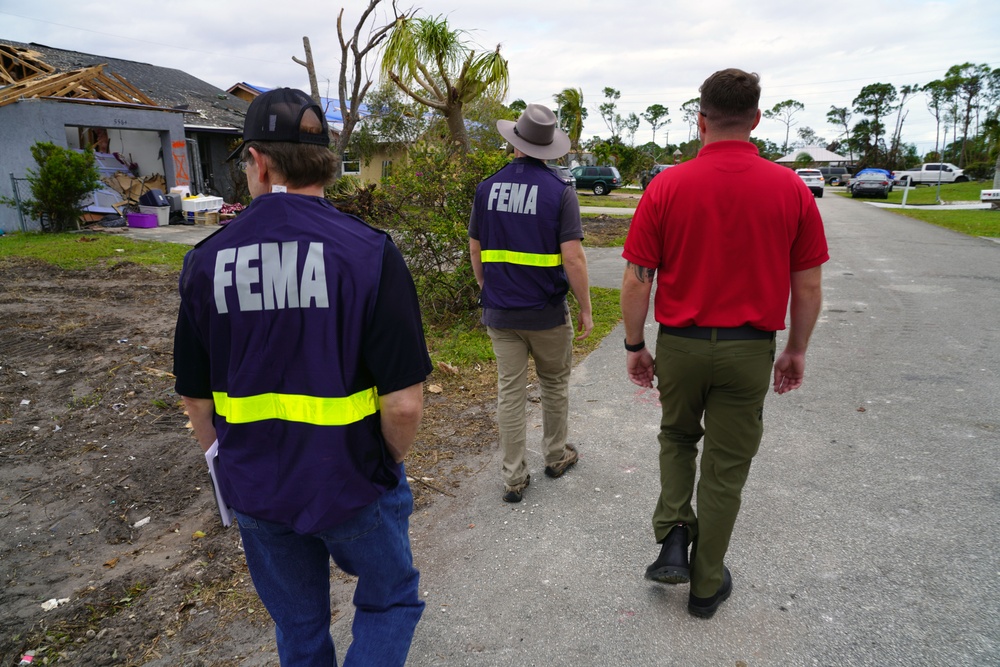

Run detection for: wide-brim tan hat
[[497, 103, 571, 160]]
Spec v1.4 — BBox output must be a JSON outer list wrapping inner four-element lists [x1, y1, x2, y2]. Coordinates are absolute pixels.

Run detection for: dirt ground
[[0, 214, 630, 665]]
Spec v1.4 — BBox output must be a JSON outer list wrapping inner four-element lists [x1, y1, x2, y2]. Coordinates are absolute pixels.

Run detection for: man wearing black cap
[[469, 103, 593, 503], [174, 88, 431, 665]]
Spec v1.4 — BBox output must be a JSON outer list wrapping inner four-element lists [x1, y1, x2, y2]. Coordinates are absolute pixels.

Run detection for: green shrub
[[963, 161, 996, 181], [0, 142, 102, 232], [361, 146, 509, 322]]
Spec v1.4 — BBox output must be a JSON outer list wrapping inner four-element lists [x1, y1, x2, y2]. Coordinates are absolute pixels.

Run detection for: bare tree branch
[[335, 0, 412, 158]]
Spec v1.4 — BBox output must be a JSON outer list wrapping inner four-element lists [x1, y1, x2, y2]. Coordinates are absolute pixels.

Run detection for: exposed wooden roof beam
[[0, 44, 55, 85], [0, 64, 160, 108]]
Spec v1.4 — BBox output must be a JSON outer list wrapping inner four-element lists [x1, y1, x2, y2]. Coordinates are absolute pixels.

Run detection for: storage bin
[[181, 195, 224, 213], [139, 205, 170, 226], [127, 213, 158, 228]]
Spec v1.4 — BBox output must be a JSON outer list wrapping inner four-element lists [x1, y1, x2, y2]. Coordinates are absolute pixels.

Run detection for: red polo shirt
[[623, 141, 828, 331]]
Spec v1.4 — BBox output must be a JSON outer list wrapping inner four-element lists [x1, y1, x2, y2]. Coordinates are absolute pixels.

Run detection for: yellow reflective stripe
[[481, 249, 562, 267], [213, 387, 378, 426]]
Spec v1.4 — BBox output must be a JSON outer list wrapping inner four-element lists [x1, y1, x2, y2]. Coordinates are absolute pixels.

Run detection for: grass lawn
[[0, 231, 189, 270], [886, 209, 1000, 237], [576, 193, 640, 208], [835, 179, 989, 205]]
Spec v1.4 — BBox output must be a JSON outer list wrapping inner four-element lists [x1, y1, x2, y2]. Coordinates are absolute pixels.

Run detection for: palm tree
[[380, 14, 509, 153], [553, 87, 585, 151]]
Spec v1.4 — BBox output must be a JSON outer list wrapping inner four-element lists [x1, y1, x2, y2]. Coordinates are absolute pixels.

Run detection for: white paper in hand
[[205, 440, 233, 527]]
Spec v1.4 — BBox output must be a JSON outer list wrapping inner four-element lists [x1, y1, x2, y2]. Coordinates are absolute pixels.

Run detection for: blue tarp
[[240, 84, 369, 130]]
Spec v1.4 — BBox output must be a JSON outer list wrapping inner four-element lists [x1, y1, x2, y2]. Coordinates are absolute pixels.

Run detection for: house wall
[[356, 146, 407, 184], [0, 98, 187, 233]]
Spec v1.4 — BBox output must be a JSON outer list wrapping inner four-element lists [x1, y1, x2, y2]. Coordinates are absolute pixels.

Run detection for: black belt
[[659, 324, 774, 341]]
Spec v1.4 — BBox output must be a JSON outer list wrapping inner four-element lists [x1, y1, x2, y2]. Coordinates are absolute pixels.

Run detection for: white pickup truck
[[892, 163, 968, 185]]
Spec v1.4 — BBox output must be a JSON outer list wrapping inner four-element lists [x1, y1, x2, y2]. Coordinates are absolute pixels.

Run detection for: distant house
[[775, 145, 850, 166], [0, 39, 250, 233]]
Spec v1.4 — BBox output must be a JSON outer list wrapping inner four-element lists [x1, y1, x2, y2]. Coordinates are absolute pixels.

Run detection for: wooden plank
[[94, 71, 146, 104], [0, 69, 91, 104], [51, 81, 91, 99]]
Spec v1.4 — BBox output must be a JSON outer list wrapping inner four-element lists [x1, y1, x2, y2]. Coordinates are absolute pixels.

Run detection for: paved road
[[386, 194, 999, 666]]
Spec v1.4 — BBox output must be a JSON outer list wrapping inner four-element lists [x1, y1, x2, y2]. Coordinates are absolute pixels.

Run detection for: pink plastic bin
[[127, 213, 158, 228]]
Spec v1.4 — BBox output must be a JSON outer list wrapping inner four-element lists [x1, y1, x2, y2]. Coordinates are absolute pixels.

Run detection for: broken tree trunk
[[291, 36, 322, 105]]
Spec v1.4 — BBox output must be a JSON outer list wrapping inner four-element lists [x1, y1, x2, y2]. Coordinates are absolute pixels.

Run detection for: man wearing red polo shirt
[[621, 68, 828, 619]]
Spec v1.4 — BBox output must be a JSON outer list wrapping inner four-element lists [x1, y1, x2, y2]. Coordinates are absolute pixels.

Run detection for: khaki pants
[[652, 331, 775, 597], [488, 321, 574, 487]]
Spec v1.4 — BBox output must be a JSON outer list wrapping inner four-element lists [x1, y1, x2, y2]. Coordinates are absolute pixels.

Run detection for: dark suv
[[570, 165, 621, 195], [818, 166, 851, 185]]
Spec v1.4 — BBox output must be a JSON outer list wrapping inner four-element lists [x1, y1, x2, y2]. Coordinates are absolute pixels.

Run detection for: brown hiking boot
[[503, 474, 530, 503], [544, 443, 579, 478]]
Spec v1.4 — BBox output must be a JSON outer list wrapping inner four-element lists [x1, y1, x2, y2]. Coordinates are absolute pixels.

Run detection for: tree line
[[768, 64, 999, 175]]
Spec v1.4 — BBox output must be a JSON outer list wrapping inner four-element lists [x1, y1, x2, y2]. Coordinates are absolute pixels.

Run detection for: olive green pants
[[652, 331, 775, 597]]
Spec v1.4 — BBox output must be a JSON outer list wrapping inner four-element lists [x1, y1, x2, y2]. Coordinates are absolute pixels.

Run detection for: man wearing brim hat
[[469, 103, 593, 503]]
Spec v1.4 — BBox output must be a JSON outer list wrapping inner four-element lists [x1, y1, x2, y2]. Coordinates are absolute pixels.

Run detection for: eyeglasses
[[237, 160, 249, 171], [698, 110, 708, 118]]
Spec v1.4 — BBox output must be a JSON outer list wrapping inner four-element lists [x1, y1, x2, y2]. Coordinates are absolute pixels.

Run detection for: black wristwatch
[[624, 339, 645, 352]]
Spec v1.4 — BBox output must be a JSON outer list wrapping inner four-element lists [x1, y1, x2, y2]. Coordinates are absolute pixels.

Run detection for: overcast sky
[[2, 0, 998, 156]]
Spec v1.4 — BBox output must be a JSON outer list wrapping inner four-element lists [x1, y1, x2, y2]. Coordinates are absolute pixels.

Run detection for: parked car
[[546, 163, 576, 189], [639, 164, 672, 190], [795, 168, 825, 198], [850, 172, 891, 199], [570, 165, 621, 195], [818, 166, 851, 185], [892, 162, 967, 186], [853, 168, 894, 193]]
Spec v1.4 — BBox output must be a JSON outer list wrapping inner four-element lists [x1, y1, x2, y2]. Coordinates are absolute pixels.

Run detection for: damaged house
[[0, 39, 250, 233]]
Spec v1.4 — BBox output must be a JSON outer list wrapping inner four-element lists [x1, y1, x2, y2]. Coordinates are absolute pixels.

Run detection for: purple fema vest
[[178, 193, 400, 533], [475, 160, 569, 310]]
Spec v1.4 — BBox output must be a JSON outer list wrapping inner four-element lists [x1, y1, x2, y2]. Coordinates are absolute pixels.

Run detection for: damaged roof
[[0, 39, 248, 130]]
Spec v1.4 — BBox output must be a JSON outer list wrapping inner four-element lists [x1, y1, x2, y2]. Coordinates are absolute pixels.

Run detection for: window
[[381, 160, 392, 178], [342, 152, 360, 175]]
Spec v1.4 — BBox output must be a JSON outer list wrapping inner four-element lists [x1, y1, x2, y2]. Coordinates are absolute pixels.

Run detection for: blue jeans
[[234, 478, 424, 667]]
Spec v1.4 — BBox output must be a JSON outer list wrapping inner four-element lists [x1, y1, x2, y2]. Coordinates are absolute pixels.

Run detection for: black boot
[[644, 523, 690, 584], [688, 566, 732, 619]]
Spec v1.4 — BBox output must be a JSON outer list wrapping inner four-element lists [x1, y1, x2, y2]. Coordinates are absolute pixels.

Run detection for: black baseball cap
[[226, 87, 330, 162]]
